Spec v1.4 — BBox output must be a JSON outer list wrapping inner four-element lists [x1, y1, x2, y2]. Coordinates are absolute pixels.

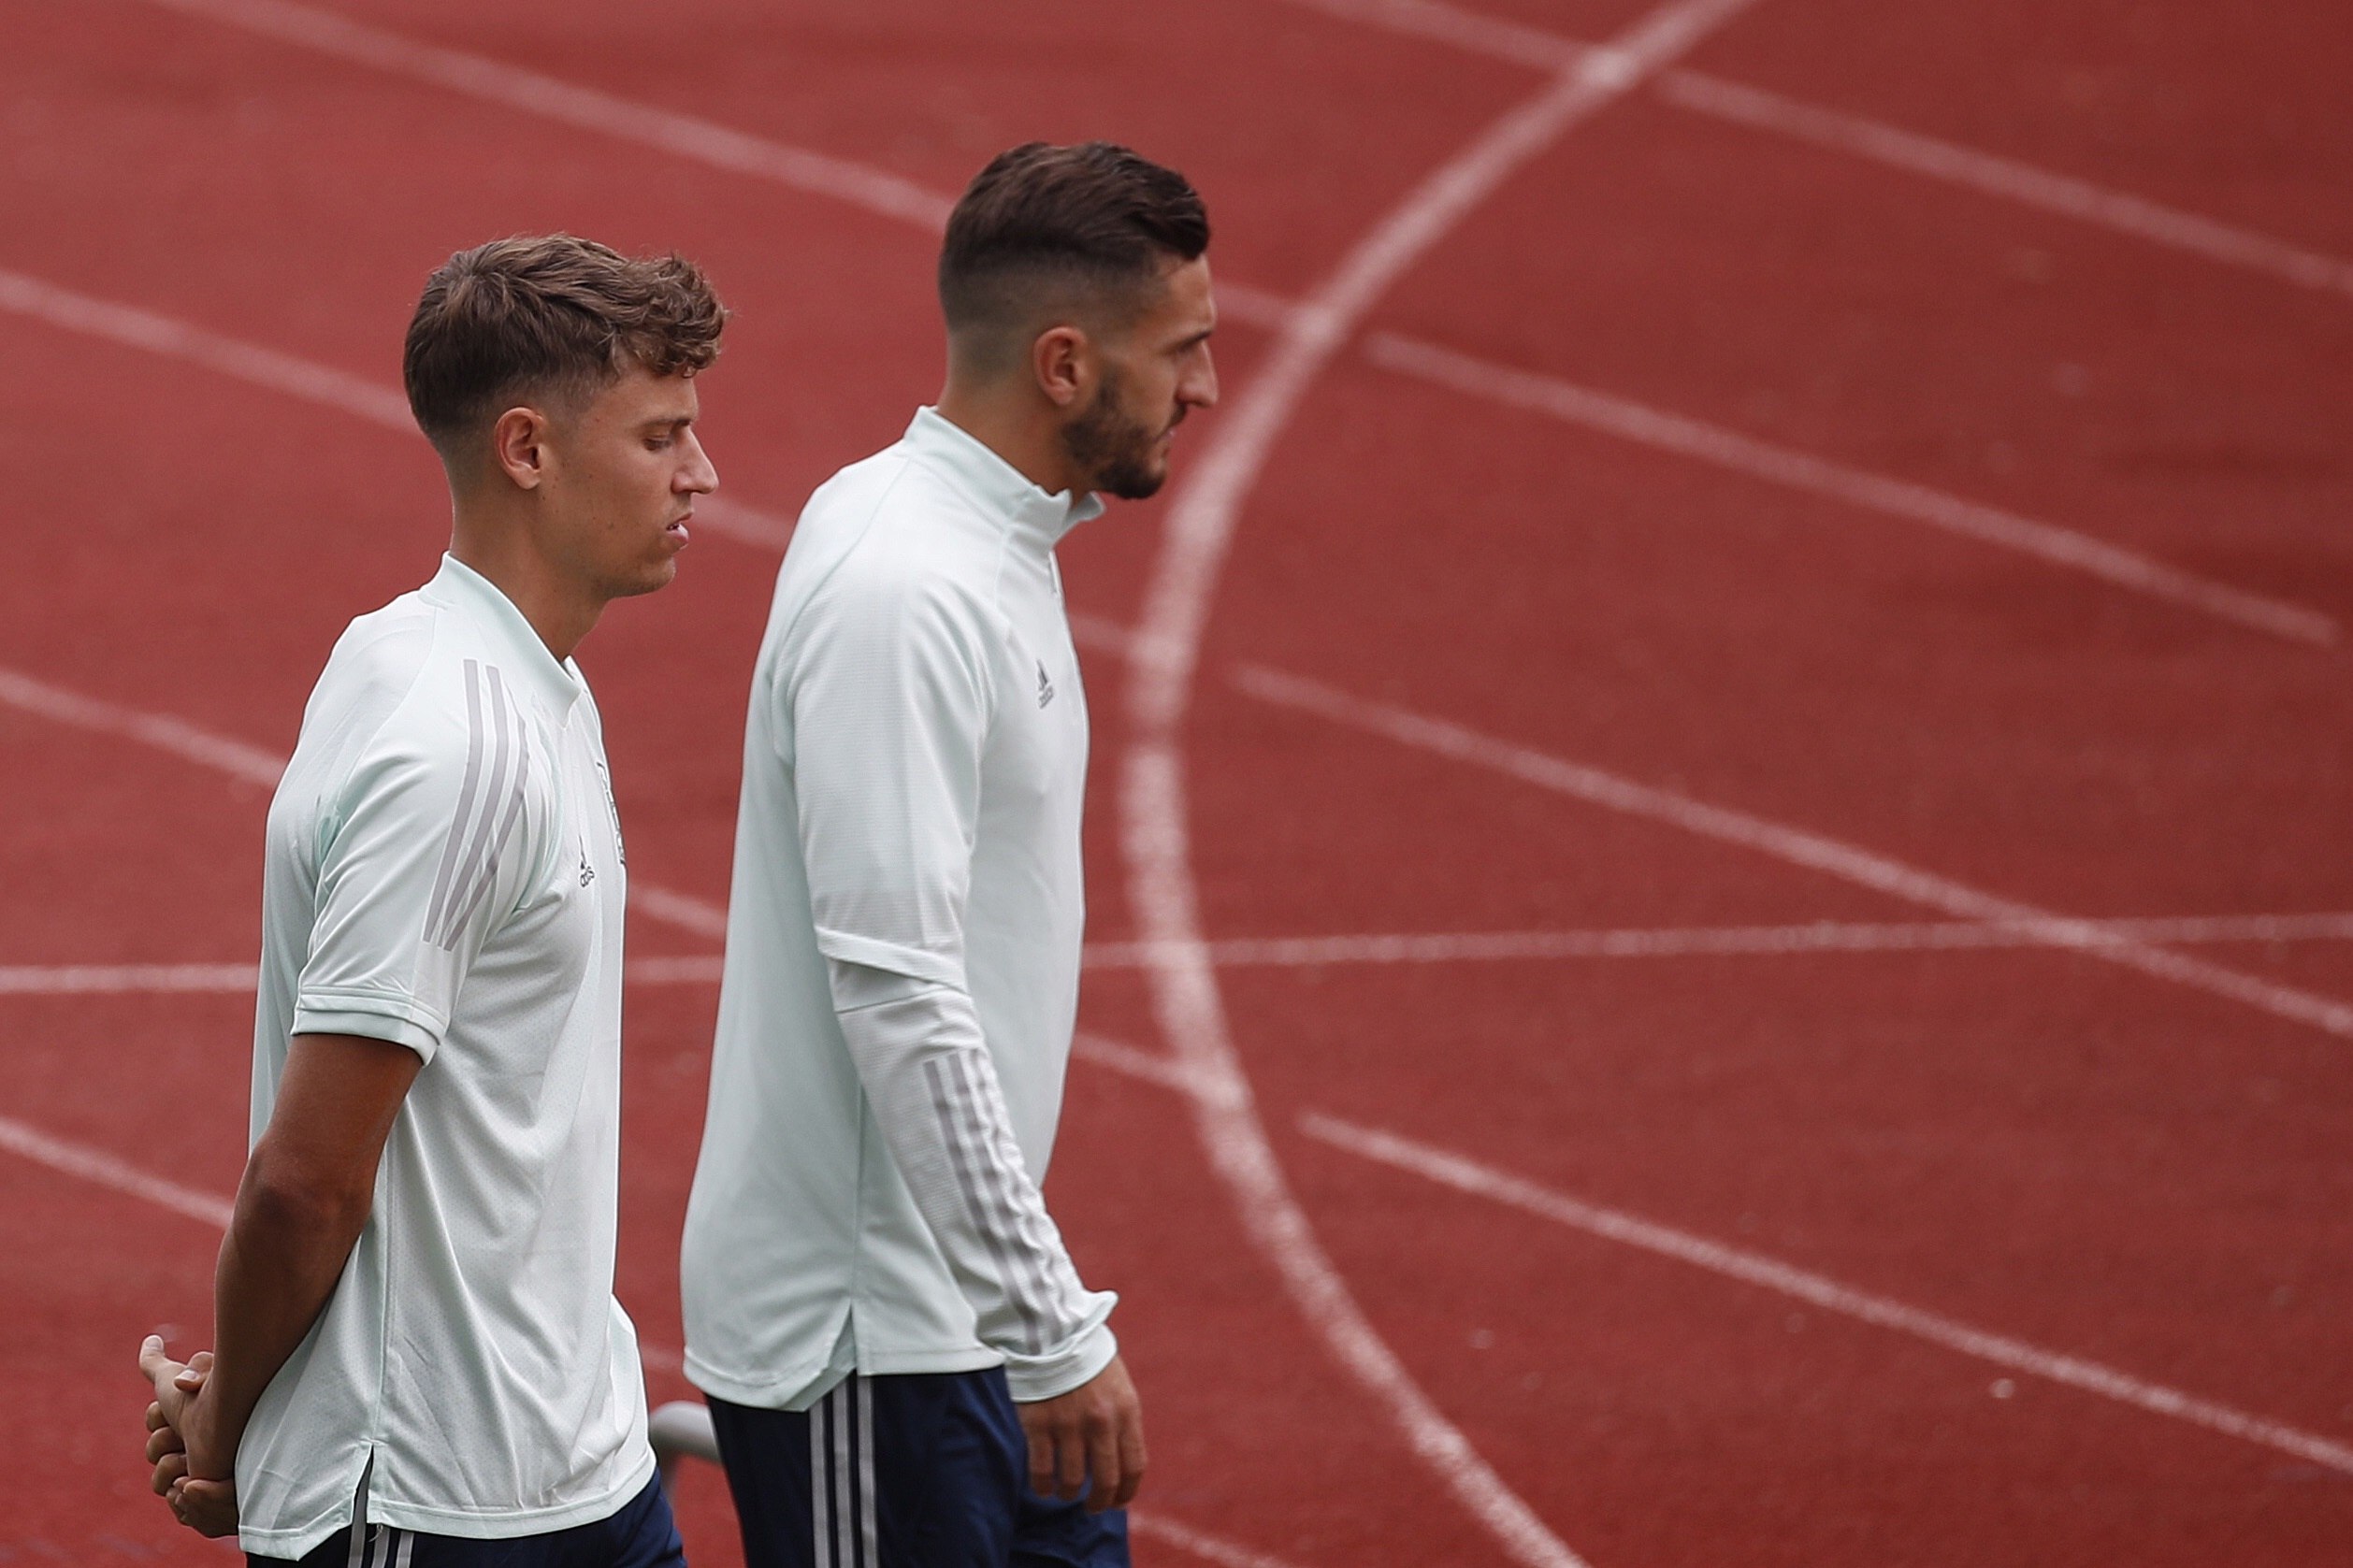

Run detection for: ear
[[1030, 325, 1092, 410], [489, 406, 553, 491]]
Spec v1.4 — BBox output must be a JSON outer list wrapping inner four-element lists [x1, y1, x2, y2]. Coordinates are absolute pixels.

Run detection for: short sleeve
[[784, 568, 995, 989], [293, 664, 541, 1060]]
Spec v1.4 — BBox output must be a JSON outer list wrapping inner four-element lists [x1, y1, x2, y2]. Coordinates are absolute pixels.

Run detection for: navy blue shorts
[[250, 1472, 685, 1567], [708, 1370, 1128, 1568]]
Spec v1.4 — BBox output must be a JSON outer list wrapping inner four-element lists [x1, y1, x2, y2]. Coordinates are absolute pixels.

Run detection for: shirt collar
[[419, 554, 587, 717], [902, 407, 1105, 549]]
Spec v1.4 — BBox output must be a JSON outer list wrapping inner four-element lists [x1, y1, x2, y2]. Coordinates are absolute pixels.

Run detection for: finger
[[180, 1478, 239, 1539], [146, 1401, 167, 1433], [1111, 1411, 1148, 1509], [186, 1350, 214, 1374], [148, 1422, 188, 1464], [152, 1452, 189, 1497], [1055, 1413, 1088, 1502], [138, 1336, 190, 1424], [1021, 1416, 1058, 1498], [1084, 1415, 1122, 1513]]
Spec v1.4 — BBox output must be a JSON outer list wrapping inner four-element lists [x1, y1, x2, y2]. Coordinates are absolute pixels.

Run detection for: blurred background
[[4, 1, 2349, 1562]]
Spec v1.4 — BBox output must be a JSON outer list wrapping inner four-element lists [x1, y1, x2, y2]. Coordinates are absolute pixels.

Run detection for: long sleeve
[[783, 562, 1115, 1400], [829, 962, 1116, 1399]]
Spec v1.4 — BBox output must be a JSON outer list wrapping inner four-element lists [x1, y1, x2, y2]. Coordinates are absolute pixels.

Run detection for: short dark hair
[[938, 142, 1209, 347], [403, 235, 725, 453]]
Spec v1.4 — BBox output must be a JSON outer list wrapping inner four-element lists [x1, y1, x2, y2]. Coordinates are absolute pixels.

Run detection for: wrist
[[181, 1393, 238, 1482]]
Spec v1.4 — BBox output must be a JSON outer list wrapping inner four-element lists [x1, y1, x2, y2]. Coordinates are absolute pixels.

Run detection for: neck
[[447, 492, 603, 662], [933, 379, 1082, 497]]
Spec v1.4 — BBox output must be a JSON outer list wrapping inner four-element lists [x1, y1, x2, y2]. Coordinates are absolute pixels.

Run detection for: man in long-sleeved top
[[680, 142, 1220, 1567]]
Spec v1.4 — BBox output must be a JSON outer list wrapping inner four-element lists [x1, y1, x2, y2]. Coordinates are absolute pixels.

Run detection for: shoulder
[[801, 442, 992, 568], [311, 594, 525, 804], [794, 461, 996, 625]]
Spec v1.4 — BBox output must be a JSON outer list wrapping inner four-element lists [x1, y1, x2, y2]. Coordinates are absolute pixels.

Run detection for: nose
[[1184, 347, 1220, 411], [678, 428, 719, 496]]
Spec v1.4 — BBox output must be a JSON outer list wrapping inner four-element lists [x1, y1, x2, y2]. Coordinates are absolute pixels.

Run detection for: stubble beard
[[1061, 367, 1169, 501]]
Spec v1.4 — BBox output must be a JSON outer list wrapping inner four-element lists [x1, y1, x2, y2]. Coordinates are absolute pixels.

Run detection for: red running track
[[3, 1, 2349, 1563]]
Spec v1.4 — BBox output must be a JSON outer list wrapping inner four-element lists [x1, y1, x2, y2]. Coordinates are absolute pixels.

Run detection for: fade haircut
[[938, 141, 1208, 367], [403, 234, 726, 456]]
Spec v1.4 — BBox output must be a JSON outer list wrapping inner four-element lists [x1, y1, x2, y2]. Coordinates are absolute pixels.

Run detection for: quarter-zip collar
[[420, 553, 588, 718], [903, 406, 1104, 552]]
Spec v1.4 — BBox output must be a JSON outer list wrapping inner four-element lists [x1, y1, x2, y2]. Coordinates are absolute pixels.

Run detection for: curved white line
[[1118, 3, 1764, 1562], [1278, 0, 2353, 302]]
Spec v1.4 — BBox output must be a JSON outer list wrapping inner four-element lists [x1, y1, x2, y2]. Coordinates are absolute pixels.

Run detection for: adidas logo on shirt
[[1036, 660, 1055, 708]]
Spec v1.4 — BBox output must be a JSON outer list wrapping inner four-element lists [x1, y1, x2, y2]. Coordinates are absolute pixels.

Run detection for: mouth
[[664, 512, 692, 544]]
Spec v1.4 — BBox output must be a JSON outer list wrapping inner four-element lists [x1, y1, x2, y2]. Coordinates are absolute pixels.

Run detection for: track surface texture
[[4, 1, 2350, 1563]]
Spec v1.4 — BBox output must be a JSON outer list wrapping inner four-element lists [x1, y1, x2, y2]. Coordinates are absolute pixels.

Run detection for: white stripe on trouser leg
[[394, 1531, 416, 1568], [833, 1383, 855, 1567], [346, 1462, 373, 1568], [811, 1390, 832, 1567], [858, 1375, 878, 1567]]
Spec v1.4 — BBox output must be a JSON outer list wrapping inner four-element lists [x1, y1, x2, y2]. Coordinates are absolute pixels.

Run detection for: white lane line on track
[[0, 964, 260, 995], [1121, 4, 1766, 1565], [18, 1035, 2337, 1507], [1272, 0, 1581, 71], [17, 245, 2317, 651], [138, 0, 953, 232], [1365, 330, 2337, 646], [0, 266, 795, 551], [87, 0, 2334, 651], [0, 1116, 234, 1230], [0, 663, 285, 789], [155, 0, 2353, 313], [15, 910, 2353, 997], [1300, 1112, 2353, 1477], [13, 559, 2346, 1039], [0, 664, 730, 945], [1275, 0, 2353, 301], [628, 887, 729, 943], [0, 1111, 1299, 1568], [1653, 73, 2353, 300], [1065, 1033, 2353, 1478], [0, 958, 731, 995], [1129, 1515, 1309, 1568], [1234, 663, 2353, 1043], [0, 265, 411, 428], [12, 20, 1685, 1566], [1083, 911, 2353, 967]]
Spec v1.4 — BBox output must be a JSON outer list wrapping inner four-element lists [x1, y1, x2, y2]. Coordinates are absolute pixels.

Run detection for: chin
[[1100, 463, 1169, 502], [608, 559, 679, 599]]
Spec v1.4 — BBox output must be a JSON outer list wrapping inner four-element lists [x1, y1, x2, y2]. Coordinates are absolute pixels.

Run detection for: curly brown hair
[[403, 234, 725, 453]]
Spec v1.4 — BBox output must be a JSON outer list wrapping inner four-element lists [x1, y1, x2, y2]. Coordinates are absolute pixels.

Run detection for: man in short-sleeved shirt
[[234, 552, 647, 1554], [682, 141, 1220, 1568], [139, 235, 723, 1568]]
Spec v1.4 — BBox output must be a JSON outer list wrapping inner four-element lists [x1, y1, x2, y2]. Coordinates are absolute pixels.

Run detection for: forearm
[[195, 1158, 373, 1476], [829, 961, 1117, 1396]]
